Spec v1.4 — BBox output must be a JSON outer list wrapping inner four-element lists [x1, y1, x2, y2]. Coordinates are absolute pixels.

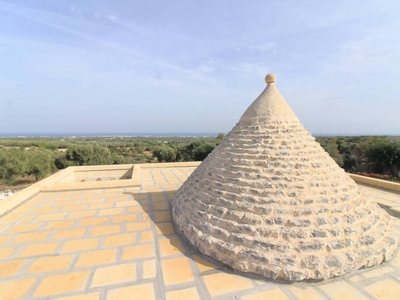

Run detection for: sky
[[0, 0, 399, 135]]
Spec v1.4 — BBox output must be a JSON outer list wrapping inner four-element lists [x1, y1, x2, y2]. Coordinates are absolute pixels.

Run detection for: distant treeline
[[316, 136, 400, 180], [0, 134, 399, 183], [0, 135, 223, 183]]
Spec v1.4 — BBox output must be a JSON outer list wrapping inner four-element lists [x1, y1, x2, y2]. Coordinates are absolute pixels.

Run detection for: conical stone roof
[[171, 74, 399, 281]]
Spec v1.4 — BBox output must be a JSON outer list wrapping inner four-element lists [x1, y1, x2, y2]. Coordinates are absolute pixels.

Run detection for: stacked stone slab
[[172, 74, 399, 281]]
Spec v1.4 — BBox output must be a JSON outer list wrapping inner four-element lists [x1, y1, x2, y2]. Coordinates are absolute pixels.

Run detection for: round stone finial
[[265, 73, 276, 84]]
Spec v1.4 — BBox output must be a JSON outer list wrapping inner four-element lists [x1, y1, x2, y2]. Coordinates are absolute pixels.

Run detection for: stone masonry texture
[[172, 75, 400, 281]]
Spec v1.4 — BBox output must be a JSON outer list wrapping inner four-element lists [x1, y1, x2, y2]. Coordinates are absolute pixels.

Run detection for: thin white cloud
[[246, 42, 274, 52], [0, 2, 142, 56], [322, 21, 400, 74], [101, 11, 206, 44], [0, 1, 223, 86]]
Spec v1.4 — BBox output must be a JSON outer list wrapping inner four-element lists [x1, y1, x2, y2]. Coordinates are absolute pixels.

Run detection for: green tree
[[176, 142, 193, 162], [153, 145, 176, 162], [317, 138, 344, 167], [326, 146, 344, 167], [64, 143, 114, 166], [191, 140, 216, 161], [365, 141, 400, 178], [26, 148, 57, 180], [0, 148, 28, 183], [343, 154, 359, 171], [216, 133, 224, 142]]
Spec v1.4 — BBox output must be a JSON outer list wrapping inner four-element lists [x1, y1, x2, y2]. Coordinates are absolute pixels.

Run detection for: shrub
[[153, 145, 176, 162], [365, 141, 400, 178]]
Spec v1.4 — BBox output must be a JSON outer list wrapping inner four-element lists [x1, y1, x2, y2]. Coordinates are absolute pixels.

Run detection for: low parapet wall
[[349, 173, 400, 192], [349, 173, 400, 218], [2, 165, 398, 218]]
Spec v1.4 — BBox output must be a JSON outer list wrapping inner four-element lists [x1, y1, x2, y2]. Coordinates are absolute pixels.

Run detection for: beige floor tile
[[89, 202, 114, 210], [111, 214, 139, 223], [81, 198, 104, 204], [52, 228, 87, 240], [122, 244, 155, 260], [12, 231, 51, 244], [44, 220, 76, 230], [154, 211, 171, 222], [126, 221, 152, 231], [103, 233, 137, 247], [75, 249, 117, 267], [53, 200, 81, 207], [156, 222, 175, 236], [318, 280, 368, 300], [361, 265, 396, 278], [192, 255, 217, 272], [53, 292, 100, 300], [0, 235, 8, 246], [36, 213, 67, 222], [0, 247, 16, 259], [140, 231, 154, 243], [158, 236, 185, 256], [127, 205, 149, 213], [241, 288, 290, 300], [153, 201, 170, 211], [79, 217, 109, 226], [115, 200, 140, 207], [90, 225, 121, 236], [202, 272, 254, 297], [0, 277, 37, 300], [166, 287, 201, 300], [28, 255, 74, 274], [379, 195, 400, 201], [346, 274, 365, 284], [93, 192, 119, 198], [107, 195, 133, 202], [7, 223, 42, 233], [17, 242, 59, 258], [34, 271, 90, 297], [142, 259, 157, 279], [91, 263, 137, 288], [142, 213, 152, 221], [61, 205, 87, 212], [69, 210, 97, 219], [98, 208, 124, 216], [288, 286, 325, 300], [18, 215, 36, 223], [107, 283, 155, 300], [0, 259, 27, 278], [60, 238, 99, 253], [32, 207, 59, 214], [152, 194, 166, 201], [161, 256, 194, 286], [364, 279, 400, 300]]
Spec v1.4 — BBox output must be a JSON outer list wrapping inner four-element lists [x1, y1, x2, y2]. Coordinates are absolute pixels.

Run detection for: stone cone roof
[[171, 74, 399, 281]]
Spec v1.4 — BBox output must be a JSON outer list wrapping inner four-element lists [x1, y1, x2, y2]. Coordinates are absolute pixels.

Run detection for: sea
[[0, 133, 221, 138], [0, 132, 388, 139]]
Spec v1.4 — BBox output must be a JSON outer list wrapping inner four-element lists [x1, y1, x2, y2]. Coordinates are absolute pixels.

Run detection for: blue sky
[[0, 0, 399, 135]]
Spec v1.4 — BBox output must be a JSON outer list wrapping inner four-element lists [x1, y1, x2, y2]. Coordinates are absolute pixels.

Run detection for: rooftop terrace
[[0, 162, 400, 300]]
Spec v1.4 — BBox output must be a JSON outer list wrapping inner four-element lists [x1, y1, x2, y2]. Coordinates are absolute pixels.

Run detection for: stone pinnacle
[[265, 73, 276, 84]]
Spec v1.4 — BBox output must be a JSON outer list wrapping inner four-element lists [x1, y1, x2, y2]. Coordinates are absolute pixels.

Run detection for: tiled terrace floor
[[1, 166, 400, 300]]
